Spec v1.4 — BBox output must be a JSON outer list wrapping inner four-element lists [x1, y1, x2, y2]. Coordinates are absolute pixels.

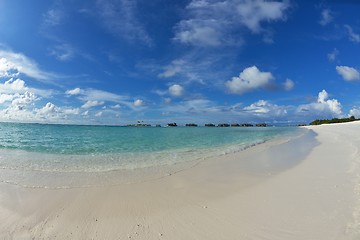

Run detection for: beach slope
[[1, 122, 360, 239]]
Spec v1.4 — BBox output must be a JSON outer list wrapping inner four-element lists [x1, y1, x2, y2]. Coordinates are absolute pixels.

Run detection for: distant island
[[310, 116, 358, 125]]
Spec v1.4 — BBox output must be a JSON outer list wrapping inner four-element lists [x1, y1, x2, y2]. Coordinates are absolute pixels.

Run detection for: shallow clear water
[[0, 122, 303, 187], [0, 123, 297, 155]]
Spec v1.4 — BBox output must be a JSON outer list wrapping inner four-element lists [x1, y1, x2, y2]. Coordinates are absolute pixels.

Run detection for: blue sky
[[0, 0, 360, 125]]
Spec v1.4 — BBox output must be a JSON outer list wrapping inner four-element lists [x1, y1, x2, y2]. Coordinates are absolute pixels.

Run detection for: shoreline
[[0, 127, 305, 189], [0, 122, 359, 239]]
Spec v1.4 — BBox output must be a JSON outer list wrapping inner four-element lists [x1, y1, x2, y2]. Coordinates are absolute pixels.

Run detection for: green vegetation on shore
[[310, 116, 358, 125]]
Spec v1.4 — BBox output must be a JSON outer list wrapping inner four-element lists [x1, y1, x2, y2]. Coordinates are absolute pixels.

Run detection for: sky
[[0, 0, 360, 125]]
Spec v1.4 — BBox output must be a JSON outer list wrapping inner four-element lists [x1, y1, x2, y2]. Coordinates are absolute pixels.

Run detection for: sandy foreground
[[1, 122, 360, 239]]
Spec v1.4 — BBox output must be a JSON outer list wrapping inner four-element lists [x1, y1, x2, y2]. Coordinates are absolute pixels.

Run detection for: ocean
[[0, 122, 303, 188]]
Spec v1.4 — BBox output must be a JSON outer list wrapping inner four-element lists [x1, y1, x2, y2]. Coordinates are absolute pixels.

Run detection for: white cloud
[[164, 98, 172, 104], [158, 60, 185, 78], [67, 87, 133, 108], [336, 66, 360, 81], [66, 87, 82, 95], [168, 84, 184, 97], [283, 78, 294, 91], [49, 43, 74, 61], [0, 49, 56, 81], [0, 57, 18, 78], [65, 87, 143, 111], [345, 25, 360, 43], [160, 98, 219, 116], [0, 94, 14, 104], [43, 9, 63, 26], [80, 88, 127, 103], [63, 108, 80, 115], [81, 100, 104, 109], [225, 66, 274, 95], [174, 0, 290, 46], [111, 104, 121, 109], [0, 78, 53, 97], [155, 56, 212, 84], [95, 0, 152, 45], [38, 102, 57, 115], [10, 91, 38, 110], [0, 78, 27, 93], [236, 0, 289, 33], [319, 9, 332, 26], [317, 90, 342, 115], [327, 48, 339, 62], [133, 99, 144, 107], [297, 90, 342, 118], [95, 111, 103, 117], [175, 22, 223, 47], [242, 100, 287, 117], [349, 107, 360, 118]]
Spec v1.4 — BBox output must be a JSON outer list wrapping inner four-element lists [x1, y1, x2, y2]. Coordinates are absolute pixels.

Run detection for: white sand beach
[[1, 122, 360, 239]]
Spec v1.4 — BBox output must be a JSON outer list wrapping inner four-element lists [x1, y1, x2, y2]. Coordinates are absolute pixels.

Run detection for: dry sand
[[1, 122, 360, 239]]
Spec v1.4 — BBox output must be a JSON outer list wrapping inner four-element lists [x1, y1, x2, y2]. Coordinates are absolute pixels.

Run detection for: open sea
[[0, 122, 303, 188]]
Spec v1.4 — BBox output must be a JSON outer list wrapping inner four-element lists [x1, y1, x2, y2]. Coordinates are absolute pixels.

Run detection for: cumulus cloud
[[297, 90, 342, 118], [36, 103, 82, 121], [10, 91, 38, 110], [0, 49, 56, 82], [0, 94, 14, 104], [225, 66, 274, 95], [4, 79, 54, 100], [38, 102, 57, 115], [174, 0, 290, 46], [0, 57, 18, 78], [349, 107, 360, 118], [0, 78, 52, 97], [345, 25, 360, 43], [0, 78, 27, 93], [133, 99, 144, 107], [236, 0, 290, 33], [336, 66, 360, 81], [319, 9, 332, 26], [168, 84, 184, 97]]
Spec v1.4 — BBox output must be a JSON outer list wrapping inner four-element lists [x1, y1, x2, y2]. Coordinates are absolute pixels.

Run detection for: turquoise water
[[0, 122, 303, 187]]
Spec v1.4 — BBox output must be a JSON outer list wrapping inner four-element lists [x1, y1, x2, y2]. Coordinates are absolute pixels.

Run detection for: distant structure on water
[[125, 121, 268, 127]]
